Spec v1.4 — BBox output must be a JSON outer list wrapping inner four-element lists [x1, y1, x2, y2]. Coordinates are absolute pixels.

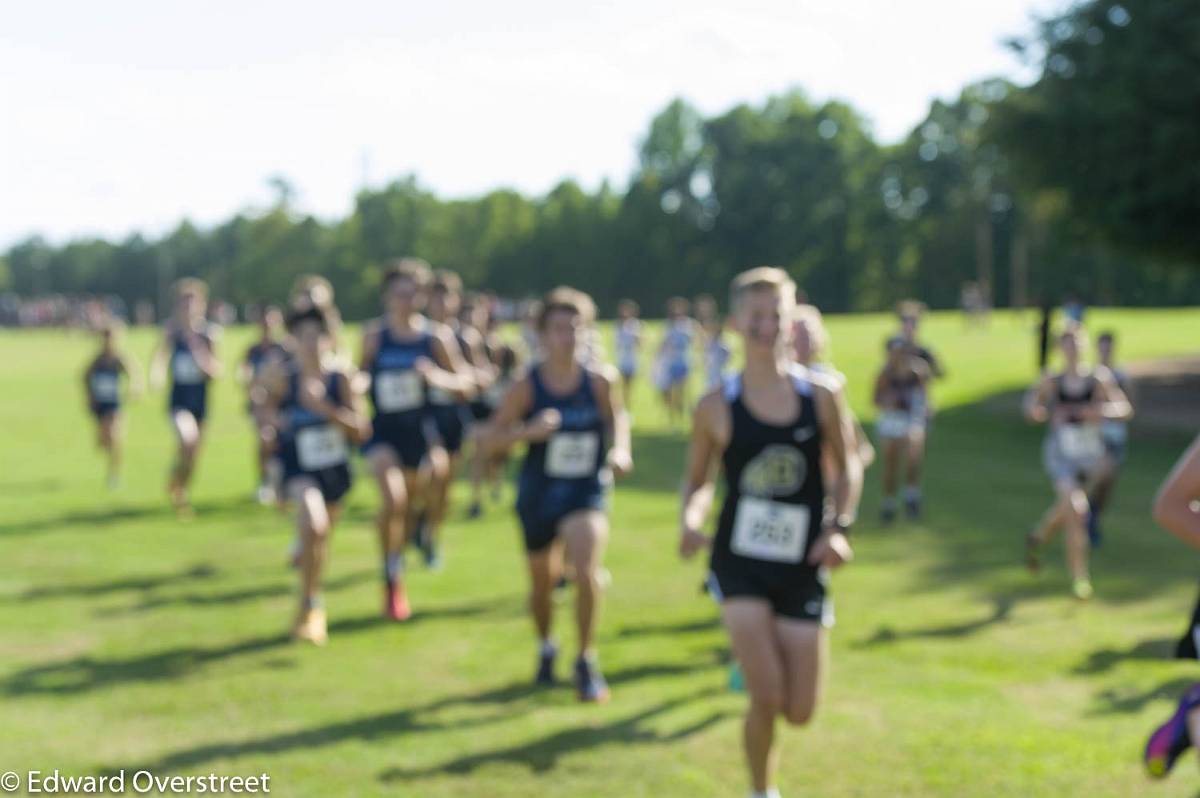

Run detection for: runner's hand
[[808, 529, 853, 569], [524, 409, 561, 443], [609, 447, 633, 478], [679, 528, 711, 559]]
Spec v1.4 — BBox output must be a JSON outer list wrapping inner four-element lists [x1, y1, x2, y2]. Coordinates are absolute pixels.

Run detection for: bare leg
[[526, 543, 563, 642], [723, 599, 785, 794], [561, 510, 609, 658]]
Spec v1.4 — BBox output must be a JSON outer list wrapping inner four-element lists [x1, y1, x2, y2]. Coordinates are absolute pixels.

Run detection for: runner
[[680, 267, 859, 798], [655, 296, 698, 428], [241, 305, 287, 504], [466, 295, 521, 519], [82, 320, 142, 488], [890, 301, 943, 518], [258, 304, 370, 645], [420, 269, 490, 568], [873, 338, 930, 523], [1023, 326, 1131, 600], [697, 294, 732, 391], [360, 259, 473, 620], [615, 299, 642, 405], [1143, 434, 1200, 778], [1087, 330, 1134, 545], [150, 279, 222, 516], [485, 286, 632, 702]]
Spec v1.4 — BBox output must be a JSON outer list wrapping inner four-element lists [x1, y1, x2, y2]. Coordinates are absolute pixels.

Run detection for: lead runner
[[680, 267, 860, 798]]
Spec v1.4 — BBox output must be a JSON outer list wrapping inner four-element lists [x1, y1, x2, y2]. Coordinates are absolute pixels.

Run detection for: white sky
[[0, 0, 1063, 248]]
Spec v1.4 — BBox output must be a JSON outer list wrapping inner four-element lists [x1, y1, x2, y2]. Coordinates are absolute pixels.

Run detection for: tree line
[[3, 0, 1197, 321]]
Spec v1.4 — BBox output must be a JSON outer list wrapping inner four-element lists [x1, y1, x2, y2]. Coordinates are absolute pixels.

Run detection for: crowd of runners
[[75, 261, 1200, 797]]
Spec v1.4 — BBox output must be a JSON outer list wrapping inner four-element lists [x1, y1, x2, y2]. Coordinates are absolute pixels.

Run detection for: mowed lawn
[[1, 308, 1199, 797]]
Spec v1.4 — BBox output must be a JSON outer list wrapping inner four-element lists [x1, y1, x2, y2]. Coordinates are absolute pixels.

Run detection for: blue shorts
[[667, 361, 689, 385], [429, 406, 468, 455], [363, 417, 432, 470], [91, 402, 119, 420], [515, 474, 607, 552]]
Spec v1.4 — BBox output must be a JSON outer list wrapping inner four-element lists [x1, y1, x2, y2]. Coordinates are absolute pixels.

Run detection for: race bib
[[731, 497, 810, 564], [1059, 425, 1104, 461], [428, 386, 454, 406], [375, 371, 423, 412], [90, 373, 119, 402], [876, 410, 912, 439], [545, 431, 600, 479], [173, 352, 203, 384], [296, 425, 348, 471]]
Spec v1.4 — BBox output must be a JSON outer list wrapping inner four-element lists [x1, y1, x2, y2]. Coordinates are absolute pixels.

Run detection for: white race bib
[[876, 410, 912, 439], [1059, 425, 1104, 461], [296, 425, 348, 471], [375, 371, 423, 412], [731, 497, 810, 564], [545, 431, 600, 479], [173, 352, 203, 384], [90, 373, 120, 402]]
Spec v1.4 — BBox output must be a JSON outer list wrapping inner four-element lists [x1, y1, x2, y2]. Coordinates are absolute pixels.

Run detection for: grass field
[[2, 308, 1199, 797]]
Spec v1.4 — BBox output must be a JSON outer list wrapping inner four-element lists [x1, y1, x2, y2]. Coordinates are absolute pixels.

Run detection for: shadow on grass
[[1091, 676, 1199, 715], [19, 563, 220, 601], [1073, 637, 1179, 675], [852, 595, 1015, 649], [90, 569, 375, 617], [378, 685, 730, 780], [3, 600, 500, 697], [102, 658, 728, 776], [0, 478, 63, 496], [0, 496, 259, 537], [617, 616, 719, 639]]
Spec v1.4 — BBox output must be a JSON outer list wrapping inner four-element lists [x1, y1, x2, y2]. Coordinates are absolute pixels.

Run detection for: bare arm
[[1093, 368, 1133, 422], [809, 382, 855, 568], [679, 390, 727, 558], [1153, 436, 1200, 549], [119, 354, 145, 396], [481, 377, 546, 458], [424, 326, 476, 399], [1023, 375, 1054, 424], [593, 366, 632, 477]]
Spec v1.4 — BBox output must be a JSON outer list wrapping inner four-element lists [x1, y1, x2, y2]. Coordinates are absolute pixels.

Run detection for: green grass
[[1, 307, 1199, 797]]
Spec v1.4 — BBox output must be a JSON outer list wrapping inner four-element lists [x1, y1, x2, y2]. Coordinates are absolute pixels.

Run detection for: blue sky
[[0, 0, 1062, 248]]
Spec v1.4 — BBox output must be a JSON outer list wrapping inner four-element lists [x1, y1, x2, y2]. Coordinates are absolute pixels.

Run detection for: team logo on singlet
[[739, 444, 806, 498]]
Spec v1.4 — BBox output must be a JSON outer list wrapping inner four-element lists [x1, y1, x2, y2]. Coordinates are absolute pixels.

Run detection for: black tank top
[[712, 367, 824, 571], [1055, 372, 1096, 425]]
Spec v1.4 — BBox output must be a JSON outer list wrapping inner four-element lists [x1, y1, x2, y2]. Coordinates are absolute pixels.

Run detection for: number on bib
[[545, 432, 599, 479], [296, 425, 348, 471], [1058, 425, 1103, 461], [173, 353, 203, 384], [90, 374, 119, 402], [731, 498, 810, 564], [375, 371, 423, 412]]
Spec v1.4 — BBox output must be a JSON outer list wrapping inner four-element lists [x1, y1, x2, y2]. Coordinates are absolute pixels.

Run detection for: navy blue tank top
[[368, 320, 435, 425], [521, 365, 608, 484], [88, 356, 123, 409], [169, 325, 213, 409]]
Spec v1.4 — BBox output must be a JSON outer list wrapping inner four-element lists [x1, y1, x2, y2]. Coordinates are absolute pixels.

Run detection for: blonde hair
[[730, 266, 796, 310], [538, 286, 596, 329]]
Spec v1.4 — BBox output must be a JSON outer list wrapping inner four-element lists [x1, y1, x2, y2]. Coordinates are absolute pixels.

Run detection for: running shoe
[[904, 496, 921, 520], [292, 608, 328, 646], [467, 501, 483, 520], [575, 656, 610, 703], [1072, 578, 1094, 601], [1145, 683, 1200, 778], [385, 582, 412, 622], [535, 645, 557, 686]]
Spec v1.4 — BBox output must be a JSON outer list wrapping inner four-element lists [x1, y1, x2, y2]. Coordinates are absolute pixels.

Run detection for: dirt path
[[1125, 356, 1200, 433]]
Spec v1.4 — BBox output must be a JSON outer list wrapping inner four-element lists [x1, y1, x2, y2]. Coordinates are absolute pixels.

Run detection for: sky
[[0, 0, 1064, 248]]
